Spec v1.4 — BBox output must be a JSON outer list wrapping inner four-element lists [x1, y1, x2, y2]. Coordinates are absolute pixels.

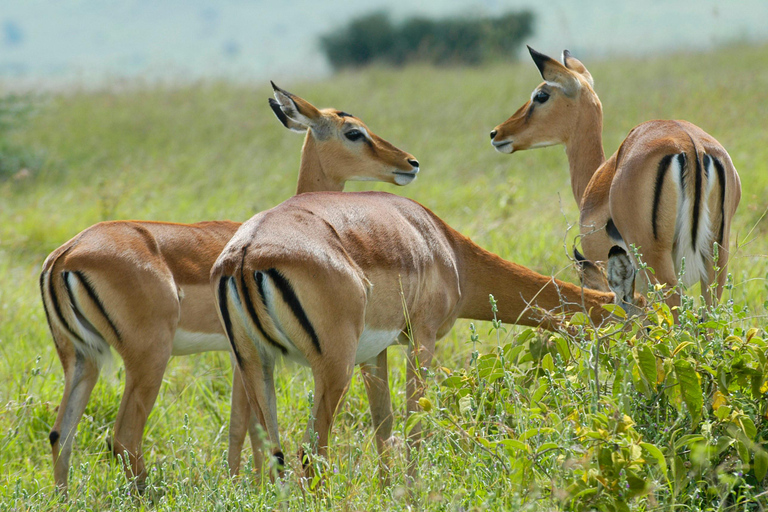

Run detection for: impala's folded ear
[[561, 49, 594, 88], [527, 46, 580, 97], [574, 247, 610, 292], [269, 81, 323, 133]]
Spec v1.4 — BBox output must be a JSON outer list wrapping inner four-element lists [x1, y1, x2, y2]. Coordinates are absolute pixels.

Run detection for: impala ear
[[574, 247, 610, 291], [561, 49, 594, 88], [527, 46, 580, 97], [269, 81, 322, 133]]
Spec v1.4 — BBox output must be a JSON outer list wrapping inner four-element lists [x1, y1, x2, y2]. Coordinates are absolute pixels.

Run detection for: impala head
[[490, 46, 600, 154], [268, 81, 420, 187], [575, 246, 646, 317]]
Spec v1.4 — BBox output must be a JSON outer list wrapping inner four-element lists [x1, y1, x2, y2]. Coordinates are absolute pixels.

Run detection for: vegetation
[[320, 10, 534, 70], [1, 42, 768, 510]]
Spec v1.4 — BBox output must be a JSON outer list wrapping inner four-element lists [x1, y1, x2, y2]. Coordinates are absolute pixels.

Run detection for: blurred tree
[[320, 10, 534, 70]]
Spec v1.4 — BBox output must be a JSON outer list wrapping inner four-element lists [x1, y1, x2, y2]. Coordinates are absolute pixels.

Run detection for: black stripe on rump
[[217, 276, 242, 366], [40, 271, 79, 349], [690, 142, 703, 251], [68, 271, 121, 344], [606, 218, 624, 243], [652, 154, 675, 240], [45, 269, 86, 346], [244, 270, 287, 355], [265, 269, 322, 355], [712, 156, 727, 246]]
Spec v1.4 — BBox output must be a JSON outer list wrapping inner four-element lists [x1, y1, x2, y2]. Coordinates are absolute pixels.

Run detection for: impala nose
[[407, 158, 419, 168], [490, 129, 498, 140]]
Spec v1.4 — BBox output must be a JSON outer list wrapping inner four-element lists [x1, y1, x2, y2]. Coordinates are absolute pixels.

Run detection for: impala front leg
[[360, 349, 394, 485]]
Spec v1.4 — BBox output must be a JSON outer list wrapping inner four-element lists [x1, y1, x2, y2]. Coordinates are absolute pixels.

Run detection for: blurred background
[[2, 0, 767, 90]]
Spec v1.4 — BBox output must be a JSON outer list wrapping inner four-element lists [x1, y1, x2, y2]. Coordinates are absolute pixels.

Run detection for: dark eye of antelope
[[345, 129, 365, 142], [534, 90, 550, 104]]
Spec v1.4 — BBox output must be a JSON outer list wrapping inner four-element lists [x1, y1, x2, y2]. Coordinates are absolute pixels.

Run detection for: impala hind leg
[[360, 349, 394, 485], [51, 334, 101, 492], [227, 362, 265, 476], [111, 347, 171, 492]]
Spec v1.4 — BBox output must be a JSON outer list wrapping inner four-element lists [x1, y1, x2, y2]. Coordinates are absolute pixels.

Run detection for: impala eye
[[345, 129, 365, 142], [534, 90, 550, 103]]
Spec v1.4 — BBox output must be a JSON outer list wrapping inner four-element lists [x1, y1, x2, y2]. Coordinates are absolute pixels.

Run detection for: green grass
[[1, 43, 768, 510]]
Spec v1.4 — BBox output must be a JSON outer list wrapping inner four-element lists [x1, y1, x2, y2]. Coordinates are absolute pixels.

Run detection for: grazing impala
[[40, 83, 419, 492], [490, 47, 741, 311], [212, 191, 639, 480]]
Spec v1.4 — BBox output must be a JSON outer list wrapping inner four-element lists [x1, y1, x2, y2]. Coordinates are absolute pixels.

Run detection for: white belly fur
[[354, 328, 401, 364], [172, 329, 230, 356]]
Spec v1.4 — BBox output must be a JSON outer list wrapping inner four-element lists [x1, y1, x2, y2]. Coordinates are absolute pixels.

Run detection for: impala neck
[[564, 97, 605, 205], [295, 134, 346, 194], [456, 238, 614, 329]]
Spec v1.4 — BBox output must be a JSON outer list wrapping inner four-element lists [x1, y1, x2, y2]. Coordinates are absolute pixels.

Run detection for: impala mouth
[[393, 168, 419, 185], [491, 139, 514, 154]]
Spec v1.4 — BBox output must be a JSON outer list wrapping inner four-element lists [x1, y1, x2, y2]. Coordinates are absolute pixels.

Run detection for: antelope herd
[[41, 48, 740, 492]]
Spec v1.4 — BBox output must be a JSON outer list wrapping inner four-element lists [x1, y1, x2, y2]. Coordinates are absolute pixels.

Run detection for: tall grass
[[1, 43, 767, 510]]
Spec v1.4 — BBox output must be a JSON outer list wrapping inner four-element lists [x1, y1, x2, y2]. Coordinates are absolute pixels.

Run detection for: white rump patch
[[670, 153, 714, 287]]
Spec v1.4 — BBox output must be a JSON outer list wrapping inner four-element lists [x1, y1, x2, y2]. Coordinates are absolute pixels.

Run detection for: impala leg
[[405, 330, 436, 482], [301, 353, 356, 478], [51, 336, 101, 493], [228, 360, 265, 477], [111, 348, 170, 492], [360, 349, 394, 485]]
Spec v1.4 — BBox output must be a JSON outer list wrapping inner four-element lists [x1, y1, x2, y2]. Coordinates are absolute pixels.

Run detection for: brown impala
[[40, 83, 419, 492], [491, 47, 741, 312], [212, 190, 640, 481]]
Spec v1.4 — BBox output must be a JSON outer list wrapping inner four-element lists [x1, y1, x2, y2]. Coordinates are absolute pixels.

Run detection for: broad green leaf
[[405, 412, 426, 435], [640, 442, 670, 487], [499, 439, 529, 453], [737, 440, 750, 465], [755, 449, 768, 481], [531, 383, 548, 404], [674, 359, 703, 425], [602, 303, 626, 319], [636, 345, 657, 387], [569, 312, 589, 326], [739, 416, 757, 440], [673, 435, 705, 451], [541, 352, 555, 373], [671, 341, 694, 357], [537, 442, 560, 453]]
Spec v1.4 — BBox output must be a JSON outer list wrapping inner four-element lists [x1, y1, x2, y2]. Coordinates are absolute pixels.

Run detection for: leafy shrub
[[320, 10, 534, 70], [417, 291, 768, 510]]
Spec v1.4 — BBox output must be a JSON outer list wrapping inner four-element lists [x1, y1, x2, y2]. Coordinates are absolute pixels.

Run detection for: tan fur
[[212, 191, 636, 481], [491, 47, 741, 312], [40, 84, 418, 492]]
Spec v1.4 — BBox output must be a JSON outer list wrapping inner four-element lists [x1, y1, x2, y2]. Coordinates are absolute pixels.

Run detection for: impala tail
[[40, 259, 114, 369]]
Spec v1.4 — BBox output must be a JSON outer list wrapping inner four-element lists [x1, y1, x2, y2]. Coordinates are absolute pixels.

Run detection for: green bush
[[423, 291, 768, 510], [320, 10, 534, 70]]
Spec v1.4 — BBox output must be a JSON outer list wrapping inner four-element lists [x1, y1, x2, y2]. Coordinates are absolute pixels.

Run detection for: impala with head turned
[[490, 47, 741, 313], [40, 82, 419, 492], [212, 190, 641, 482]]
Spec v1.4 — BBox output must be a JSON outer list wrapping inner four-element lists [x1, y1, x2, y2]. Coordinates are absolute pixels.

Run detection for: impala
[[212, 191, 639, 480], [40, 83, 419, 492], [490, 47, 741, 311]]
